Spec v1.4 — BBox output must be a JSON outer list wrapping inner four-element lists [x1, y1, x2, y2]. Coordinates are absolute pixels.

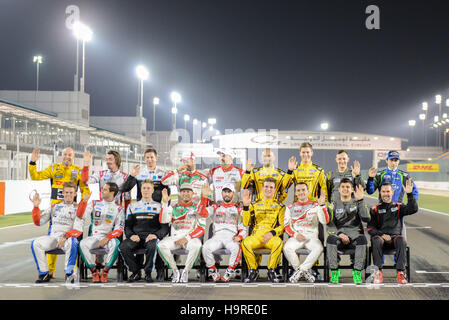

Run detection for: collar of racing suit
[[179, 200, 194, 207], [295, 200, 314, 206], [221, 201, 235, 208], [220, 165, 235, 172]]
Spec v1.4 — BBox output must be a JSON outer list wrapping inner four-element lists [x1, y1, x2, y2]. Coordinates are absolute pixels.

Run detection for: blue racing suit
[[366, 168, 419, 203]]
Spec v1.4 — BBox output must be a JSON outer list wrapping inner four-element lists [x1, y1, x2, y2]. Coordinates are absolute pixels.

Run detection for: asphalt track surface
[[0, 197, 448, 301]]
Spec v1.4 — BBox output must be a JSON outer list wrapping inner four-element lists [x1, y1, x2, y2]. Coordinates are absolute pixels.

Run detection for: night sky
[[1, 0, 449, 153]]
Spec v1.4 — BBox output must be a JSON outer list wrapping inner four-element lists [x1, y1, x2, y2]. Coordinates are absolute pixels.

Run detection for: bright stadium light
[[434, 116, 439, 123], [208, 118, 216, 125], [435, 94, 442, 104], [153, 97, 160, 105], [135, 65, 149, 118], [419, 113, 426, 120], [33, 55, 43, 91], [320, 122, 329, 130], [72, 21, 93, 93], [202, 122, 207, 128], [422, 102, 428, 111], [184, 114, 190, 130], [193, 118, 198, 125], [443, 113, 448, 119], [446, 98, 449, 107], [170, 91, 181, 103], [408, 120, 416, 127]]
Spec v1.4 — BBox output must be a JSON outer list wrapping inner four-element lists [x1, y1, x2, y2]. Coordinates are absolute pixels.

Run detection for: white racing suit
[[31, 202, 86, 276], [78, 200, 125, 269], [157, 199, 207, 271], [209, 165, 243, 203], [283, 200, 329, 272], [200, 200, 246, 269]]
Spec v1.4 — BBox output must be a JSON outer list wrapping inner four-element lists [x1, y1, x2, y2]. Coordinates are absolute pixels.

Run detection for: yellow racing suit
[[241, 166, 290, 204], [29, 161, 90, 275], [286, 162, 328, 203], [241, 198, 285, 270]]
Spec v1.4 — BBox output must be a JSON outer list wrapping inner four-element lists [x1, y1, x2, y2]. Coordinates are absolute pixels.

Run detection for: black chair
[[367, 226, 411, 282], [282, 223, 327, 282]]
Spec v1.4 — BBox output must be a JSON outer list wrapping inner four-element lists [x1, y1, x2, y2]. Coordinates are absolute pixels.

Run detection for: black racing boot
[[127, 271, 142, 283], [244, 269, 259, 283], [156, 269, 165, 281], [267, 269, 280, 283], [144, 273, 154, 283], [35, 273, 51, 283]]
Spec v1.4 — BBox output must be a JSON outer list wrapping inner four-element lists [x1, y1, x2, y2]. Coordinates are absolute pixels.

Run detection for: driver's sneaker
[[179, 269, 189, 283], [208, 268, 221, 282], [289, 269, 303, 283], [221, 268, 234, 282], [352, 269, 362, 285], [171, 269, 180, 283], [302, 269, 316, 283], [330, 269, 340, 284], [373, 270, 383, 284], [397, 271, 408, 284], [35, 273, 51, 283]]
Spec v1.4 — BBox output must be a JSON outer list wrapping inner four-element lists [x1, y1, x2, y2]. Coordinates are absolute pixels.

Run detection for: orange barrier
[[0, 182, 5, 216]]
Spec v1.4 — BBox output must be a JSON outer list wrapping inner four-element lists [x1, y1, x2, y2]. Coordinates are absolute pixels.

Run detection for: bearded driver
[[161, 151, 210, 205], [241, 177, 285, 283], [200, 183, 246, 282], [242, 149, 290, 203], [81, 150, 132, 211], [28, 147, 90, 278], [209, 148, 244, 204]]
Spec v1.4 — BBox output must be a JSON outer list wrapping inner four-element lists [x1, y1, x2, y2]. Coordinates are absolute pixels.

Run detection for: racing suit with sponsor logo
[[241, 166, 290, 203], [366, 168, 419, 203], [119, 200, 170, 274], [157, 198, 208, 270], [326, 168, 366, 202], [209, 165, 244, 203], [77, 200, 125, 269], [31, 202, 86, 276], [367, 193, 418, 271], [200, 199, 246, 269], [326, 198, 370, 271], [286, 162, 328, 203], [283, 200, 329, 272], [122, 166, 170, 203], [161, 169, 210, 205], [241, 199, 285, 270], [29, 161, 90, 274], [81, 168, 132, 210]]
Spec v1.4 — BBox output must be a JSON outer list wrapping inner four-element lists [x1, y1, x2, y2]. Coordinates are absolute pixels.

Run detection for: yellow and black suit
[[29, 161, 90, 275], [285, 162, 328, 203], [241, 199, 285, 270], [241, 166, 290, 204]]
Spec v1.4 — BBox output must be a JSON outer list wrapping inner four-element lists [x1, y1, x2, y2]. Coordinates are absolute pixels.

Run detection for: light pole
[[184, 114, 190, 130], [419, 113, 426, 146], [73, 21, 92, 93], [33, 56, 43, 91], [434, 116, 439, 146], [436, 95, 442, 147], [135, 65, 149, 117], [408, 120, 416, 146], [170, 92, 181, 130], [152, 97, 159, 131]]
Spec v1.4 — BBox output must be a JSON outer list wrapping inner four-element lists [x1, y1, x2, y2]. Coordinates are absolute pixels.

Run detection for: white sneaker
[[289, 269, 303, 283], [179, 269, 189, 283], [221, 268, 234, 282], [208, 268, 221, 282], [171, 269, 180, 283], [302, 269, 316, 283]]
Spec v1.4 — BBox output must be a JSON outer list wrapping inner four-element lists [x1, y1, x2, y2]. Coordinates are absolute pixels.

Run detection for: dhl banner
[[407, 163, 439, 172]]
